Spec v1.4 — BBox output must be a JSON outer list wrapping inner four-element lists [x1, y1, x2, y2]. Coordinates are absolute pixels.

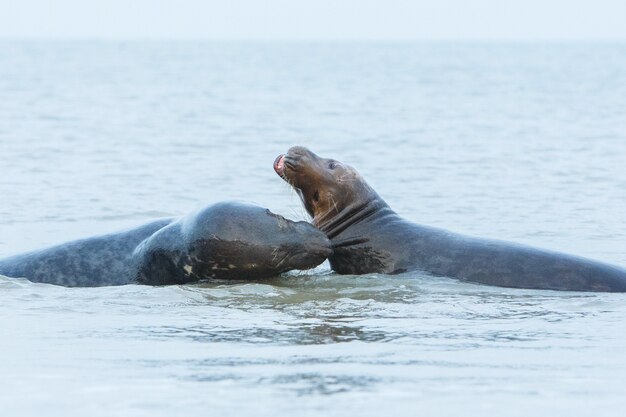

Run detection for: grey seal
[[274, 146, 626, 292], [0, 202, 332, 287]]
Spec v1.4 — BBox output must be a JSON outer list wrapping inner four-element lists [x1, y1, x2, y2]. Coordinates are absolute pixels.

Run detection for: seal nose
[[274, 154, 285, 176]]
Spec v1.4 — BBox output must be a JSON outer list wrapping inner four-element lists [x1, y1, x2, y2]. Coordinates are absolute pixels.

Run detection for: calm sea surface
[[1, 41, 626, 416]]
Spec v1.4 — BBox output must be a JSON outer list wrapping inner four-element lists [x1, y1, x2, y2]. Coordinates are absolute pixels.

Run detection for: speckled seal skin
[[0, 202, 332, 287], [274, 146, 626, 292]]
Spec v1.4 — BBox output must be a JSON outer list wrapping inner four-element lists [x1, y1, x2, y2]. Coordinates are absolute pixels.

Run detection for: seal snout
[[293, 241, 332, 270], [309, 237, 333, 258], [293, 223, 333, 267], [275, 146, 315, 181], [274, 154, 286, 177], [305, 233, 333, 262]]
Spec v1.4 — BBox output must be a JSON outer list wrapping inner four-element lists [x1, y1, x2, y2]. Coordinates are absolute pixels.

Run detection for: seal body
[[0, 202, 331, 287], [0, 219, 173, 287], [328, 209, 626, 292], [274, 146, 626, 292]]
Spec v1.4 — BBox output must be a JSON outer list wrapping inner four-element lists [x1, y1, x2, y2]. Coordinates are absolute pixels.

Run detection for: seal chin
[[273, 154, 286, 177], [284, 234, 332, 271], [287, 251, 328, 271]]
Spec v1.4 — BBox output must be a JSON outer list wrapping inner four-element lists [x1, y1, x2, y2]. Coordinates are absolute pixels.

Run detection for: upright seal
[[0, 202, 332, 287], [274, 146, 626, 292]]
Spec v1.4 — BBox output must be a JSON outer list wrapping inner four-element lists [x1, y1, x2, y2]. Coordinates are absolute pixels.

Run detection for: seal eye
[[328, 161, 337, 170]]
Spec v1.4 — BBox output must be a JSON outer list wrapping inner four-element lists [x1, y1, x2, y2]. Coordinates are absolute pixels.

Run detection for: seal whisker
[[275, 252, 291, 269], [328, 193, 338, 214]]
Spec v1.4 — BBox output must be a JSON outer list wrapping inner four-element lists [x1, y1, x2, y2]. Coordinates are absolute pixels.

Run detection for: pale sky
[[2, 0, 626, 41]]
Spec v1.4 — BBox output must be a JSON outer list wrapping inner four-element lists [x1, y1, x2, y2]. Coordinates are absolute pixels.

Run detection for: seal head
[[274, 146, 384, 236]]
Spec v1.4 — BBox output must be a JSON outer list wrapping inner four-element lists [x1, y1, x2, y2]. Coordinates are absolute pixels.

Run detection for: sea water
[[1, 41, 625, 416]]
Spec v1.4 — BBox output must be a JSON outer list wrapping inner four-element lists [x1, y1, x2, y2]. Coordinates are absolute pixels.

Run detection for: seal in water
[[274, 146, 626, 292], [0, 202, 332, 287]]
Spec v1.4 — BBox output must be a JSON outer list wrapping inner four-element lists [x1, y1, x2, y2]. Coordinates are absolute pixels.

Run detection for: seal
[[0, 202, 332, 287], [274, 146, 626, 292]]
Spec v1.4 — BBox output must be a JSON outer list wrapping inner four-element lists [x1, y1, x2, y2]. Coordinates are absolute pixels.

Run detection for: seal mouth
[[274, 154, 286, 178]]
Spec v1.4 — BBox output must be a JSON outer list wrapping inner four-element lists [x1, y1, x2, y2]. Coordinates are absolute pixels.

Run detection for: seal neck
[[316, 197, 392, 240]]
